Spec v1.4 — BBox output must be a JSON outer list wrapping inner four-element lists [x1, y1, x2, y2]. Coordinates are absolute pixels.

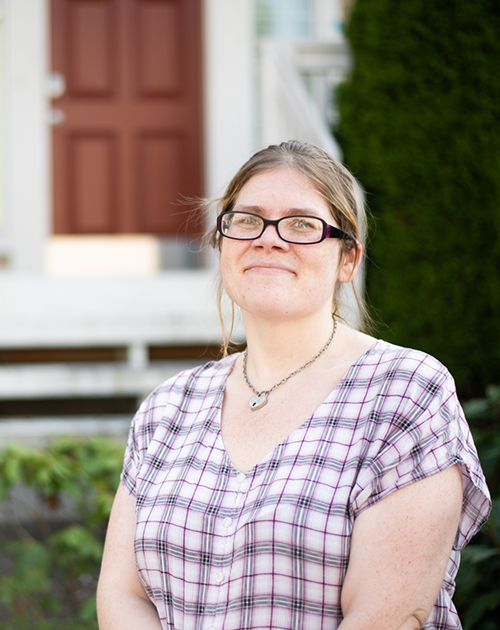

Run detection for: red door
[[51, 0, 203, 235]]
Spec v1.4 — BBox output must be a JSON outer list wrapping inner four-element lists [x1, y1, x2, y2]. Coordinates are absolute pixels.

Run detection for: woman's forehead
[[234, 168, 332, 217]]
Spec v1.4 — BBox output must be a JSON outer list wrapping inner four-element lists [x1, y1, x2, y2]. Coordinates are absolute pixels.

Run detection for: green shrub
[[336, 0, 500, 398], [0, 436, 124, 628], [455, 385, 500, 629]]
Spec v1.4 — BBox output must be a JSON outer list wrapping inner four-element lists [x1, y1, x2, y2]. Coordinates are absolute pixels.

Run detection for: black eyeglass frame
[[217, 211, 351, 245]]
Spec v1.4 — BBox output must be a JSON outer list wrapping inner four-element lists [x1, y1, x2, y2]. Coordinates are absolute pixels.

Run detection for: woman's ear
[[338, 242, 363, 283]]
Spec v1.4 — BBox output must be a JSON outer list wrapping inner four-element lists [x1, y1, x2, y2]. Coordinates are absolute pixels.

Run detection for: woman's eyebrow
[[234, 204, 323, 217]]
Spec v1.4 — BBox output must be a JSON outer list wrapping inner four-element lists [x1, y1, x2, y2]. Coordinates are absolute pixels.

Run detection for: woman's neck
[[241, 310, 337, 387]]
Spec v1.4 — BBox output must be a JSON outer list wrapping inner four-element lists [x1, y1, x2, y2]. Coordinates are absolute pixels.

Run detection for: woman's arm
[[339, 464, 463, 630], [97, 483, 163, 630]]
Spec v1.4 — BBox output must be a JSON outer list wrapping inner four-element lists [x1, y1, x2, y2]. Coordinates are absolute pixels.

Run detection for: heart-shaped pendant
[[249, 393, 268, 410]]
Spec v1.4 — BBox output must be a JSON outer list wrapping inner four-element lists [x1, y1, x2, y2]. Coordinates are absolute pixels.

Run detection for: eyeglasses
[[217, 211, 350, 245]]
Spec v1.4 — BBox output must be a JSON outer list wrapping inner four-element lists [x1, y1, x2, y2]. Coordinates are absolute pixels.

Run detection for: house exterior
[[0, 0, 351, 443]]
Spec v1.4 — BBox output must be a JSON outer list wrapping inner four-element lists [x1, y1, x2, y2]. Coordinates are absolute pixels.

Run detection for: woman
[[97, 141, 490, 630]]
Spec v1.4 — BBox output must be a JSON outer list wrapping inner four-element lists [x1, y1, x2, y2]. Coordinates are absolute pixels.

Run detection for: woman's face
[[219, 168, 359, 323]]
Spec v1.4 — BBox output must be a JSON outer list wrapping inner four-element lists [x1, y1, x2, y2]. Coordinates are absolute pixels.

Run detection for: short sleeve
[[121, 410, 141, 497], [119, 370, 188, 497], [350, 362, 491, 550], [118, 356, 234, 500], [120, 392, 159, 497]]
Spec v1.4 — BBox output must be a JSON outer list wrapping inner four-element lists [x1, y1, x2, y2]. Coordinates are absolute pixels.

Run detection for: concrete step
[[0, 360, 198, 400]]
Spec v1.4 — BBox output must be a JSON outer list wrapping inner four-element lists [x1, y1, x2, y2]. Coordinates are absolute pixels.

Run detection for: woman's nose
[[252, 223, 289, 248]]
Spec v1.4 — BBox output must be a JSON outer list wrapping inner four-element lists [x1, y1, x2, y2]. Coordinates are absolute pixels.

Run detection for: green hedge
[[336, 0, 500, 398], [0, 437, 124, 629], [456, 385, 500, 629]]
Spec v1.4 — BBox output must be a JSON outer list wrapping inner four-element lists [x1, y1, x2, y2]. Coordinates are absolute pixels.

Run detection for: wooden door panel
[[68, 1, 116, 97], [70, 134, 118, 232], [51, 0, 203, 236], [136, 1, 181, 97], [138, 134, 183, 232]]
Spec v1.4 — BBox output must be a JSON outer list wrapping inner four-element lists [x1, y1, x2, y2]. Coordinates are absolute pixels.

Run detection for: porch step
[[0, 360, 197, 400], [0, 360, 203, 447], [0, 273, 239, 445]]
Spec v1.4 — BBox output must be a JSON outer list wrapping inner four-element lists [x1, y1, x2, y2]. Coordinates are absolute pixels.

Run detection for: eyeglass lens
[[220, 212, 324, 243]]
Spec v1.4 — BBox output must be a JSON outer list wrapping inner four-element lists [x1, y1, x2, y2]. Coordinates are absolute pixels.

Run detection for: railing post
[[128, 341, 148, 371]]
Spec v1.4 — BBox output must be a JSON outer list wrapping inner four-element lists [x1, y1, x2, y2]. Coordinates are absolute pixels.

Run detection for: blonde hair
[[206, 140, 369, 355]]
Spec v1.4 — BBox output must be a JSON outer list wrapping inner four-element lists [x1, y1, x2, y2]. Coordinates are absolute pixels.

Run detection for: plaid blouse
[[122, 340, 491, 630]]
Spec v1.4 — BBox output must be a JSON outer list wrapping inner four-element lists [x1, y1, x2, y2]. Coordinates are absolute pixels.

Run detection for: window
[[255, 0, 313, 39]]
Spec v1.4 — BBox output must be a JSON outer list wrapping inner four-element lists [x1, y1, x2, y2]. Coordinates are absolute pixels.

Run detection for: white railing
[[260, 39, 351, 159]]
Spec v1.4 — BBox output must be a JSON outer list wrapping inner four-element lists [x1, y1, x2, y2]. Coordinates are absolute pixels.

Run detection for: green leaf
[[0, 436, 124, 624], [3, 455, 23, 485], [463, 590, 500, 630], [79, 593, 97, 622], [461, 544, 499, 565]]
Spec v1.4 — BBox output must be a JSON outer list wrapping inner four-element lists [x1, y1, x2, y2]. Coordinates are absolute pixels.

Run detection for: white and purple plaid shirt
[[122, 340, 490, 630]]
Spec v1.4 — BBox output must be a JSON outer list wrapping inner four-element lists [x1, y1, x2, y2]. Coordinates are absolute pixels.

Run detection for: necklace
[[243, 316, 338, 411]]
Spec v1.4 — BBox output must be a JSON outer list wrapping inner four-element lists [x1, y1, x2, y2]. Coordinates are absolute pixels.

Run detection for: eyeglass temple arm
[[326, 225, 350, 239]]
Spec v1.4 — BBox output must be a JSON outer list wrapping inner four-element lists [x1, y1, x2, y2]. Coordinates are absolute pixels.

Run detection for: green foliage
[[336, 0, 500, 398], [455, 385, 500, 629], [0, 436, 124, 628]]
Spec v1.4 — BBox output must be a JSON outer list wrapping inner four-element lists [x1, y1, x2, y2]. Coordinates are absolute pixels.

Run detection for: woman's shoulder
[[127, 353, 240, 445], [146, 352, 240, 402], [136, 351, 239, 413], [360, 337, 449, 373], [352, 337, 456, 397]]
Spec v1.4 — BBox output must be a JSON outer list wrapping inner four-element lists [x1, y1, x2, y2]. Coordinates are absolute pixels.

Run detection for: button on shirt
[[122, 341, 491, 630]]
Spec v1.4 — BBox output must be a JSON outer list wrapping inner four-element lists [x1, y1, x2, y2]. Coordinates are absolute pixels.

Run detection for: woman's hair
[[205, 140, 369, 355]]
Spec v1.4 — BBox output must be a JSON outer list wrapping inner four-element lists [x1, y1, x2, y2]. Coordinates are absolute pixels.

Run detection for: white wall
[[1, 0, 50, 273], [203, 0, 256, 198], [314, 0, 345, 41], [0, 0, 6, 239]]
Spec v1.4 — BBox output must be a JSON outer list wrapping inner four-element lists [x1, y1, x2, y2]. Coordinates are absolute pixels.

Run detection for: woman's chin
[[237, 296, 316, 323]]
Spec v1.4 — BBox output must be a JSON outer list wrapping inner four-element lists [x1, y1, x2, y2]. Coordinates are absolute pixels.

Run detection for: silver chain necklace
[[243, 316, 338, 411]]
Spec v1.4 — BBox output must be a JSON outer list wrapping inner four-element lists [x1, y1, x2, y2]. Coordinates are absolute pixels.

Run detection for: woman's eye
[[290, 218, 316, 230], [236, 215, 260, 226]]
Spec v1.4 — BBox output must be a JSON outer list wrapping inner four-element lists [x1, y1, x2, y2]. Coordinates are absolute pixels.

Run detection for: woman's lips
[[244, 263, 295, 274]]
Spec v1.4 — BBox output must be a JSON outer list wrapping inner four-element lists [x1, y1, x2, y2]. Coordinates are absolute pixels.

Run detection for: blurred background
[[0, 0, 352, 444], [0, 0, 499, 628]]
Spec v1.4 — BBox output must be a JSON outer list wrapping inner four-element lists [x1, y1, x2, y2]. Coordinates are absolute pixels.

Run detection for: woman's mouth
[[245, 263, 295, 274]]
